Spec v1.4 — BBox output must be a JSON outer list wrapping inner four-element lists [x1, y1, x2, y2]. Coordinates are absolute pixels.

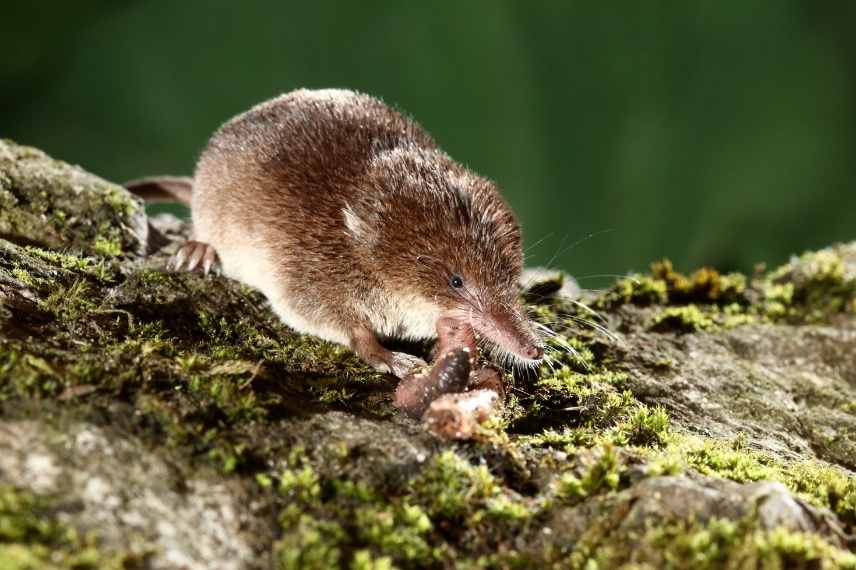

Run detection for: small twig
[[239, 359, 265, 390]]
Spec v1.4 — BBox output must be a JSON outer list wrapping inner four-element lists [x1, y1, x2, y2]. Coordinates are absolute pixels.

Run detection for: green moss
[[136, 268, 171, 287], [512, 314, 675, 453], [0, 349, 67, 400], [611, 405, 670, 447], [92, 235, 123, 258], [41, 279, 97, 321], [765, 248, 856, 322], [0, 486, 60, 544], [678, 436, 778, 482], [578, 516, 856, 569], [750, 527, 856, 568], [484, 494, 532, 523], [643, 434, 856, 525], [408, 450, 500, 520], [196, 310, 237, 345], [353, 503, 433, 562], [595, 260, 748, 311], [23, 246, 113, 281], [647, 302, 766, 334], [650, 305, 715, 333], [644, 454, 685, 478], [760, 282, 794, 320], [279, 465, 322, 504], [720, 302, 758, 328], [541, 334, 597, 372], [510, 345, 638, 440], [10, 266, 37, 287], [652, 358, 676, 370], [0, 485, 144, 570], [102, 185, 138, 218], [590, 246, 855, 328], [275, 514, 344, 570], [317, 386, 356, 405], [269, 448, 538, 567], [595, 274, 668, 309], [555, 443, 623, 502], [270, 460, 446, 568], [190, 372, 266, 425], [650, 260, 747, 305], [349, 550, 395, 570]]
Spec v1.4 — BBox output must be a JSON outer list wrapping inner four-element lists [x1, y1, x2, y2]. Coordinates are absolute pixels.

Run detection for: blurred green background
[[3, 1, 855, 285]]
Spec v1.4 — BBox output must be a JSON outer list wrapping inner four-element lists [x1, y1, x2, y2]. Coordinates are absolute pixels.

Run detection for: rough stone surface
[[0, 418, 270, 570], [0, 139, 147, 257], [0, 142, 854, 569], [621, 314, 856, 465]]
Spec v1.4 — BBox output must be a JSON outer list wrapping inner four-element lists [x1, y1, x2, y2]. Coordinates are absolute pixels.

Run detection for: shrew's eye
[[450, 275, 464, 288]]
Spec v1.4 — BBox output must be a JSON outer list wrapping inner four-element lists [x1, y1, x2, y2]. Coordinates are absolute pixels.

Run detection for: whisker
[[523, 232, 553, 256], [565, 316, 621, 344], [510, 385, 536, 398], [542, 228, 616, 270], [540, 234, 570, 275], [541, 353, 557, 375], [568, 299, 608, 322], [573, 273, 633, 282], [532, 322, 561, 339], [534, 312, 620, 345]]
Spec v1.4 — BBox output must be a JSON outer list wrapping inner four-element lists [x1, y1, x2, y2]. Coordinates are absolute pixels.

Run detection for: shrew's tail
[[124, 176, 193, 205]]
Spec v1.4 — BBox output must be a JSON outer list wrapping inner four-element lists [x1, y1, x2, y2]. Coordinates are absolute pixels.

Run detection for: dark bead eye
[[450, 275, 464, 288]]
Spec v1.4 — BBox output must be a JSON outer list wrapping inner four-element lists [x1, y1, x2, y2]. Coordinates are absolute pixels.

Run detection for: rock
[[0, 418, 273, 570], [0, 140, 854, 568], [622, 317, 856, 467], [541, 476, 853, 567], [0, 139, 147, 257], [521, 267, 581, 301]]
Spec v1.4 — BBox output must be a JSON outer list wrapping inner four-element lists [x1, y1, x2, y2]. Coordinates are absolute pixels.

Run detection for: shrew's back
[[194, 89, 437, 213]]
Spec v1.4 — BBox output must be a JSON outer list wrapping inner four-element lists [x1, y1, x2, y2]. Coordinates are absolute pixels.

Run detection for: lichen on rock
[[0, 141, 855, 568], [0, 140, 147, 258]]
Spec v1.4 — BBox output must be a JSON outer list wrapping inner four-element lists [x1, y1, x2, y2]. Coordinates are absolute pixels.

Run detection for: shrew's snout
[[468, 305, 544, 364], [522, 344, 544, 360]]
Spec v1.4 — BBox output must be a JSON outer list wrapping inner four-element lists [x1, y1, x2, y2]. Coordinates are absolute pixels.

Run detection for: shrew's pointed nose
[[524, 344, 544, 360]]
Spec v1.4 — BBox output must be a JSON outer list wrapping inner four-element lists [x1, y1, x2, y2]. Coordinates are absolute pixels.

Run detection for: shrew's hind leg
[[167, 240, 220, 275], [349, 326, 427, 378]]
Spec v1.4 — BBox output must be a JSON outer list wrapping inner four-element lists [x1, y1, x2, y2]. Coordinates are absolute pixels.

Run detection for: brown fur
[[135, 89, 542, 374]]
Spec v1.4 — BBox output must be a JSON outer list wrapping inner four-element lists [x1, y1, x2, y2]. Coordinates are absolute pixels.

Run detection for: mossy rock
[[0, 139, 147, 258], [1, 141, 855, 569]]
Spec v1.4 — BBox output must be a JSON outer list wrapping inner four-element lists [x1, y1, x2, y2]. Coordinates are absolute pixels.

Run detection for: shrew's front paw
[[167, 240, 219, 274], [388, 352, 428, 379]]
